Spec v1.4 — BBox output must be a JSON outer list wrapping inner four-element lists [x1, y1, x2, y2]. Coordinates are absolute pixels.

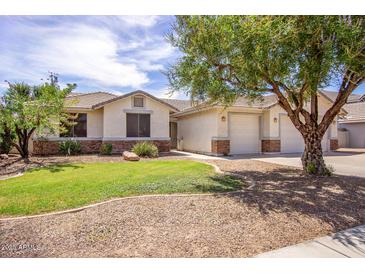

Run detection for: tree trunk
[[13, 127, 35, 161], [301, 130, 327, 175]]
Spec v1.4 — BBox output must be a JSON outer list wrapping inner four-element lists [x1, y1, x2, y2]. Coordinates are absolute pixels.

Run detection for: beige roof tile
[[65, 92, 117, 109], [343, 102, 365, 120], [160, 98, 192, 111]]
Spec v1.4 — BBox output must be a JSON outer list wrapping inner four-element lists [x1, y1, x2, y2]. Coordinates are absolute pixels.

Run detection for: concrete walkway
[[170, 150, 228, 160], [256, 225, 365, 258], [253, 151, 365, 178]]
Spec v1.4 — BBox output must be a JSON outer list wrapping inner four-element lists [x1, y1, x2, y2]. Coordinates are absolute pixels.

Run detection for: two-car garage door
[[280, 115, 328, 153], [229, 113, 261, 154], [227, 113, 328, 155]]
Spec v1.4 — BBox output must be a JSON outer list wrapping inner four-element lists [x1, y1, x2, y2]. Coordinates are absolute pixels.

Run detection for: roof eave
[[92, 90, 180, 112]]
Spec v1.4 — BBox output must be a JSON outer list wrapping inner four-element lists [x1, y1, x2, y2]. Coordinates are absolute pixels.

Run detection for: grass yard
[[0, 160, 241, 217]]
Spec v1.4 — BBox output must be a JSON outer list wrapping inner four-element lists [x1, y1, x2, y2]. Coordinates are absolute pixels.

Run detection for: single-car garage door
[[229, 113, 260, 154], [280, 115, 328, 153]]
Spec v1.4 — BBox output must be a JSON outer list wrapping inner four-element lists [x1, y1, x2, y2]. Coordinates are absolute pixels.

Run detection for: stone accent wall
[[102, 140, 170, 154], [330, 139, 339, 151], [211, 139, 230, 155], [33, 140, 102, 155], [33, 140, 60, 155], [261, 140, 280, 153], [33, 139, 170, 155]]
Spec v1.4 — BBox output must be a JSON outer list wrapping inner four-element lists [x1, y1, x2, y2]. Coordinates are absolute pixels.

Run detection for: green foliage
[[306, 162, 317, 174], [167, 16, 364, 104], [306, 162, 334, 176], [132, 142, 159, 158], [59, 140, 81, 156], [167, 16, 364, 175], [0, 73, 76, 158], [100, 143, 113, 155], [0, 125, 15, 154]]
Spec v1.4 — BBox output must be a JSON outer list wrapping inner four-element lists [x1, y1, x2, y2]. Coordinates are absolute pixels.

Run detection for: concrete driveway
[[252, 151, 365, 178]]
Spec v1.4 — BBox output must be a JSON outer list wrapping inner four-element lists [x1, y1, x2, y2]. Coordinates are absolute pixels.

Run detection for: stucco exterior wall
[[177, 109, 218, 153], [263, 95, 338, 140], [215, 107, 263, 138], [87, 109, 103, 138], [339, 122, 365, 147], [103, 95, 170, 139]]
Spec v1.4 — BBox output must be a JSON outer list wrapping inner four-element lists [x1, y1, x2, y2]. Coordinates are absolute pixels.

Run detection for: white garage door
[[229, 113, 260, 154], [280, 115, 329, 153]]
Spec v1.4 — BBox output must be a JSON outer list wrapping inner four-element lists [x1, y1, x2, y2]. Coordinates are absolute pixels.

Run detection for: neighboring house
[[338, 102, 365, 148], [32, 90, 343, 156], [322, 91, 365, 148]]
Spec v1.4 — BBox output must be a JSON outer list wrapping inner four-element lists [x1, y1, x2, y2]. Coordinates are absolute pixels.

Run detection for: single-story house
[[32, 90, 343, 156], [322, 91, 365, 148], [33, 90, 180, 155]]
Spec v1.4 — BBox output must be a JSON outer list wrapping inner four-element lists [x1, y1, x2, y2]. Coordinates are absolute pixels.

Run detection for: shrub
[[306, 162, 335, 176], [0, 126, 15, 154], [59, 140, 81, 156], [306, 162, 317, 174], [132, 142, 158, 158], [100, 143, 113, 155]]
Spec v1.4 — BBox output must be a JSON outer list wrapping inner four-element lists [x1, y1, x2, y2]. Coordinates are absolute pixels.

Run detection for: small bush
[[100, 143, 113, 155], [132, 142, 158, 158], [306, 162, 317, 174], [0, 126, 15, 154], [59, 140, 81, 156]]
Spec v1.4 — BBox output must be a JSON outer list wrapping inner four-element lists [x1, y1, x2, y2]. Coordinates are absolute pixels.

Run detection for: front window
[[61, 113, 87, 137], [126, 113, 150, 137]]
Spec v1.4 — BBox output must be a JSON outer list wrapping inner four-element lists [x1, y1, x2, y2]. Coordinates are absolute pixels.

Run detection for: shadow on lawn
[[194, 175, 244, 193], [218, 167, 365, 231], [27, 163, 83, 173]]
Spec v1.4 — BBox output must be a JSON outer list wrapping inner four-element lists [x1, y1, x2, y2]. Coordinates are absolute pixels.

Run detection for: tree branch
[[318, 71, 364, 134]]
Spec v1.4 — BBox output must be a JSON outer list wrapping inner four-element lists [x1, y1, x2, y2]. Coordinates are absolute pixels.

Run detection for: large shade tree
[[0, 74, 76, 159], [167, 15, 365, 175]]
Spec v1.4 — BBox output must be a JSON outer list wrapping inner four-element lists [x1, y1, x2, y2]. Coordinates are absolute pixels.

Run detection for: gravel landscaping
[[1, 156, 364, 257]]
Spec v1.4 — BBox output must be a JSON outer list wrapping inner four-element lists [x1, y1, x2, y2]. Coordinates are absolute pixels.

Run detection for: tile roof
[[321, 91, 364, 103], [64, 90, 352, 117], [160, 98, 192, 111], [232, 94, 278, 108], [342, 101, 365, 121], [65, 92, 117, 109], [320, 91, 365, 121], [91, 90, 180, 112]]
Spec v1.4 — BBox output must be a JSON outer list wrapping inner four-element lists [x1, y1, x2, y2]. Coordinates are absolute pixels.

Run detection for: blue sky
[[0, 16, 183, 98], [0, 15, 364, 98]]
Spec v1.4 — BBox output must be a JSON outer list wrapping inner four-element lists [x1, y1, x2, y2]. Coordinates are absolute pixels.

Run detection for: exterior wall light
[[221, 116, 226, 122], [273, 117, 278, 123]]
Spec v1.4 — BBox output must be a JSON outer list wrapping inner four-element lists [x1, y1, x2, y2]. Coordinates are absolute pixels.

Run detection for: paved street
[[252, 151, 365, 178]]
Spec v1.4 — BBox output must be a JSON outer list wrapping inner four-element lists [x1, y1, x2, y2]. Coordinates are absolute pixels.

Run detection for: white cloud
[[1, 23, 149, 88], [152, 87, 182, 99], [0, 16, 177, 92], [0, 81, 9, 89], [119, 16, 160, 27]]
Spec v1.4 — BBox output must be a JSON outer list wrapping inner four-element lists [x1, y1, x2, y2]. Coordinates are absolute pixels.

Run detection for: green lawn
[[0, 160, 241, 217]]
